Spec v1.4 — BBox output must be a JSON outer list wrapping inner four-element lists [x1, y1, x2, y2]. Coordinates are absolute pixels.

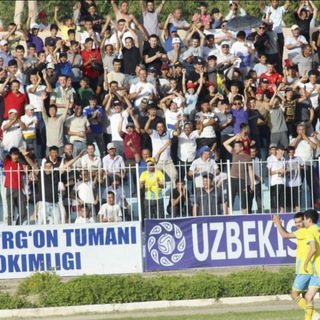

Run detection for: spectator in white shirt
[[285, 25, 308, 60], [98, 191, 123, 222]]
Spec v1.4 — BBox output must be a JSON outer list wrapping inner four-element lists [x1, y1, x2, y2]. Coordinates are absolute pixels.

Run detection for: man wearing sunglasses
[[247, 23, 270, 56]]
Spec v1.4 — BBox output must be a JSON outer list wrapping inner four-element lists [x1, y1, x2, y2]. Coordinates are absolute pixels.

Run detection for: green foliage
[[221, 268, 295, 297], [17, 271, 62, 296], [0, 293, 33, 309], [13, 267, 295, 308], [0, 1, 319, 29]]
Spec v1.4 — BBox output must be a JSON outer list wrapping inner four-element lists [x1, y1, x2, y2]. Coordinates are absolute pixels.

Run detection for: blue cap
[[199, 146, 211, 154], [194, 57, 205, 65], [170, 26, 178, 33], [147, 66, 157, 73]]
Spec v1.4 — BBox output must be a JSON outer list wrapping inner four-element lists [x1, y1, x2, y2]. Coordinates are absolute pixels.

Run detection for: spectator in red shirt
[[1, 79, 27, 119], [118, 105, 141, 196], [4, 147, 32, 225], [260, 62, 283, 85], [81, 37, 102, 91]]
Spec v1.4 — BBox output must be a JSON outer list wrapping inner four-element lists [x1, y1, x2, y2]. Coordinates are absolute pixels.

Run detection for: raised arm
[[157, 0, 166, 14], [60, 150, 86, 174], [144, 114, 155, 135], [185, 26, 196, 48], [41, 91, 48, 120], [54, 6, 63, 29], [196, 72, 204, 95], [110, 0, 120, 15], [140, 0, 146, 14], [154, 140, 171, 163], [182, 68, 186, 94], [223, 134, 239, 154]]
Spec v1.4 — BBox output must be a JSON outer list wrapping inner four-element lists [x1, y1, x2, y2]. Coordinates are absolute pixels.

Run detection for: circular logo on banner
[[147, 222, 186, 267]]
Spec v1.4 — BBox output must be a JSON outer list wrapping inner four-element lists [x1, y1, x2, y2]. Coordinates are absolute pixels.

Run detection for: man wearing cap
[[26, 14, 44, 53], [267, 143, 287, 213], [0, 40, 14, 67], [163, 23, 185, 53], [21, 104, 38, 153], [158, 64, 171, 95], [167, 37, 184, 64], [103, 142, 126, 186], [38, 10, 50, 31], [188, 145, 219, 188], [140, 157, 165, 219], [285, 25, 308, 60], [1, 109, 26, 152], [216, 41, 237, 67]]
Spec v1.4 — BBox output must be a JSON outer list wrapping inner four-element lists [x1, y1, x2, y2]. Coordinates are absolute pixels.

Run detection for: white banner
[[0, 222, 143, 279]]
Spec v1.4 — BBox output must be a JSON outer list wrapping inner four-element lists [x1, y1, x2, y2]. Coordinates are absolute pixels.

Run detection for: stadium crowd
[[0, 0, 320, 225]]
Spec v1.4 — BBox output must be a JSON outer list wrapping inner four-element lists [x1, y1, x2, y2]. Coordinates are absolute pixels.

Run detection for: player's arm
[[272, 215, 296, 239], [304, 241, 316, 273]]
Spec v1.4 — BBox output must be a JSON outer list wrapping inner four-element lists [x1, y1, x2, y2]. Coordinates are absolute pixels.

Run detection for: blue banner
[[145, 214, 296, 271]]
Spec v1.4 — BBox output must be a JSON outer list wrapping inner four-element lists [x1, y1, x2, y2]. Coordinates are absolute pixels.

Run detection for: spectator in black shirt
[[167, 179, 192, 218], [122, 36, 141, 76], [247, 22, 269, 56], [294, 0, 317, 43], [80, 4, 105, 34], [143, 34, 167, 74]]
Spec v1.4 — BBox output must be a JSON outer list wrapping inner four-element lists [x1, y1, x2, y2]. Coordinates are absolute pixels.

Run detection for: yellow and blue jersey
[[306, 224, 320, 277], [294, 228, 313, 275]]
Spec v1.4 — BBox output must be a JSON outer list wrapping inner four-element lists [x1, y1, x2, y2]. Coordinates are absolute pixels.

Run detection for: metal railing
[[0, 157, 319, 225]]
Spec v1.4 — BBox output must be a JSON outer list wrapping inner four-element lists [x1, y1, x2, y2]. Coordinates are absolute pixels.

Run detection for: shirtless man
[[110, 0, 148, 41]]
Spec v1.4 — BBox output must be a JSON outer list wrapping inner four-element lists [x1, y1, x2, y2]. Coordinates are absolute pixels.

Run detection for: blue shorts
[[309, 276, 320, 288], [292, 274, 312, 291]]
